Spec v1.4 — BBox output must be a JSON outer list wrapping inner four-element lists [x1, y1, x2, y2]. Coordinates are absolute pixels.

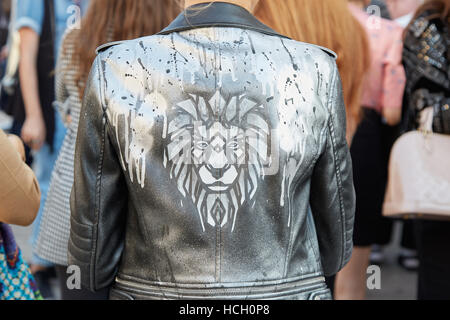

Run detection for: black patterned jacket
[[403, 11, 450, 134]]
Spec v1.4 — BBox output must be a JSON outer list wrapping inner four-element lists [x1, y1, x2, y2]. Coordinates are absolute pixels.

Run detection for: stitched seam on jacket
[[92, 56, 107, 290], [282, 155, 318, 277], [282, 84, 329, 278], [68, 237, 92, 264], [306, 107, 331, 273], [305, 209, 322, 271], [326, 66, 346, 271], [117, 271, 324, 288], [295, 97, 329, 275]]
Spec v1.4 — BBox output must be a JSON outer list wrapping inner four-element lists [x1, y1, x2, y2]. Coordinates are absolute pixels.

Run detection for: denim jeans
[[30, 110, 66, 266]]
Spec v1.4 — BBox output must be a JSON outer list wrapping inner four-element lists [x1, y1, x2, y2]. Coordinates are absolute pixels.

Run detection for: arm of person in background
[[382, 104, 403, 126], [0, 46, 8, 61], [68, 55, 127, 291], [0, 129, 40, 226], [54, 31, 72, 125], [309, 60, 356, 277], [15, 0, 45, 151], [18, 27, 45, 151], [381, 23, 406, 126]]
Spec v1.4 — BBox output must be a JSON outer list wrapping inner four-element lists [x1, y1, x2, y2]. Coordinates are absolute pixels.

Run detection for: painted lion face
[[164, 91, 270, 232], [193, 121, 244, 192]]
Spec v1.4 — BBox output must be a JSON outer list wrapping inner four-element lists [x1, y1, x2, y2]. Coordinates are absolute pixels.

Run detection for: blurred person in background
[[0, 129, 42, 300], [402, 0, 450, 300], [367, 0, 423, 274], [0, 0, 17, 116], [0, 0, 11, 65], [255, 0, 369, 158], [34, 0, 180, 300], [69, 0, 355, 299], [13, 0, 90, 298], [334, 0, 406, 300], [0, 0, 11, 110], [369, 0, 392, 19], [385, 0, 425, 26]]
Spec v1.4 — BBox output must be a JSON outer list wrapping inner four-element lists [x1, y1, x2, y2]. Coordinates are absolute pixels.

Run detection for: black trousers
[[351, 109, 394, 246], [415, 220, 450, 300], [401, 220, 416, 250]]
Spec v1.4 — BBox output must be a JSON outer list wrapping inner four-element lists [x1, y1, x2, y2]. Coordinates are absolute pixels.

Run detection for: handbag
[[383, 107, 450, 220], [0, 223, 43, 300]]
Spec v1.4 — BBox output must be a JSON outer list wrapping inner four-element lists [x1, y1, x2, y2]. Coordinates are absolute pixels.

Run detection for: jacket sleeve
[[69, 55, 127, 292], [0, 130, 40, 226], [309, 63, 355, 277]]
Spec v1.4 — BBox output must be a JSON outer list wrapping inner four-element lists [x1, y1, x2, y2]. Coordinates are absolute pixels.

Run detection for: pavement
[[365, 222, 418, 300], [2, 110, 418, 300]]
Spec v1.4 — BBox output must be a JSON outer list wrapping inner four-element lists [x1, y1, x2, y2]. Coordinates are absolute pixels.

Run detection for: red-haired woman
[[334, 0, 407, 300], [35, 0, 180, 300], [255, 0, 370, 144]]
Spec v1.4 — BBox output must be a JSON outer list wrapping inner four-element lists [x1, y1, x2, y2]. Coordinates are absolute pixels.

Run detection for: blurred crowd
[[0, 0, 449, 300]]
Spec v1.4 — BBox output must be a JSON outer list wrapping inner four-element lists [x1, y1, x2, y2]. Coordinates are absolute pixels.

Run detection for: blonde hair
[[255, 0, 370, 138]]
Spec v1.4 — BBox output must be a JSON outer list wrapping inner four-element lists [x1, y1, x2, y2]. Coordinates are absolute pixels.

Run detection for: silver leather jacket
[[69, 2, 355, 300]]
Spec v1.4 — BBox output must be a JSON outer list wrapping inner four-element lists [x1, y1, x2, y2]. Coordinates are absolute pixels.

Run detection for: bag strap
[[418, 107, 434, 133], [0, 223, 18, 257]]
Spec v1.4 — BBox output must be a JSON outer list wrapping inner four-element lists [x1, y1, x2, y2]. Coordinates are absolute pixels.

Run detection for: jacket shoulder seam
[[96, 41, 126, 55], [316, 45, 337, 60]]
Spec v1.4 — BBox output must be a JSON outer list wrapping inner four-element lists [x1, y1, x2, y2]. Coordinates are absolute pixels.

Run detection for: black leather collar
[[158, 1, 289, 39]]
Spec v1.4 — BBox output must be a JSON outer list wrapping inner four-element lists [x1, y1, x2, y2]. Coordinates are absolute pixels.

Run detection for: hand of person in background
[[18, 27, 46, 151], [7, 134, 26, 161], [21, 114, 46, 151], [382, 107, 402, 126]]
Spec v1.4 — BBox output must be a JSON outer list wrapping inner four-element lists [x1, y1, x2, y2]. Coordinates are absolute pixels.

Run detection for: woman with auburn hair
[[335, 0, 406, 300], [402, 0, 450, 300], [255, 0, 370, 143], [34, 0, 180, 300]]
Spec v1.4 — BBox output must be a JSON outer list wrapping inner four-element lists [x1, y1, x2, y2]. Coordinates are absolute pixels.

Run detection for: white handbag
[[383, 107, 450, 220]]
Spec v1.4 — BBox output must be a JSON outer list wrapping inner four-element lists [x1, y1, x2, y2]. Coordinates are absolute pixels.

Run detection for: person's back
[[401, 0, 450, 300], [69, 1, 355, 300], [349, 3, 405, 115]]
